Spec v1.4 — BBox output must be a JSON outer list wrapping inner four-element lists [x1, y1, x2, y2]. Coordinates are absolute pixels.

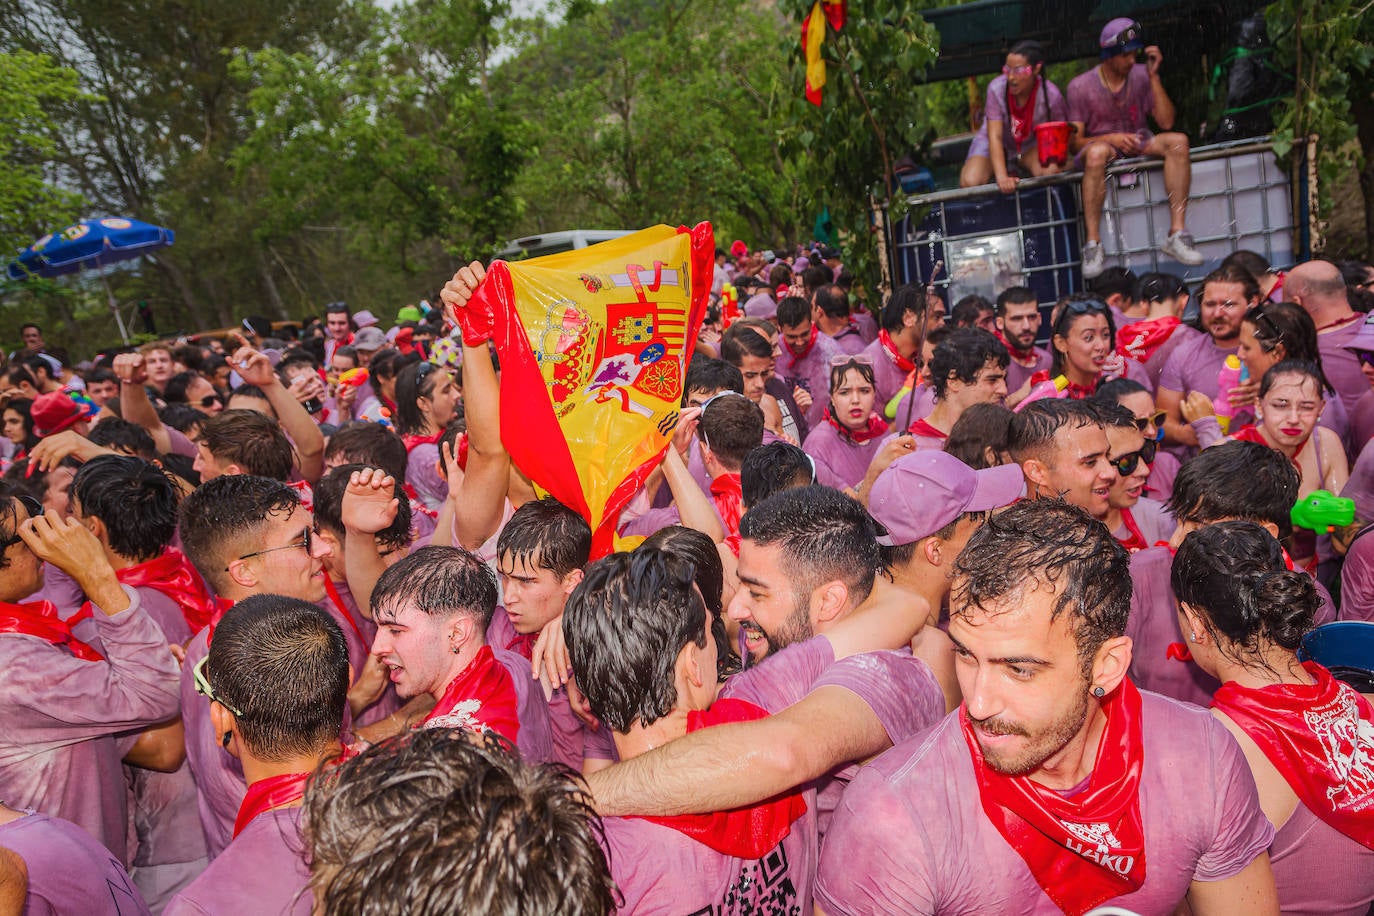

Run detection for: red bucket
[[1035, 121, 1071, 167]]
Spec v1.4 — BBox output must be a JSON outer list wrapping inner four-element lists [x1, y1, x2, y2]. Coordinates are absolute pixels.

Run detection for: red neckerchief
[[1007, 78, 1040, 152], [420, 645, 520, 745], [503, 631, 539, 660], [116, 551, 218, 634], [710, 473, 744, 536], [322, 576, 368, 646], [285, 479, 314, 513], [232, 744, 355, 838], [1317, 313, 1362, 333], [0, 599, 104, 661], [1030, 369, 1096, 400], [786, 324, 819, 369], [962, 680, 1148, 915], [907, 417, 948, 440], [824, 408, 889, 444], [637, 698, 808, 857], [1231, 424, 1309, 472], [1115, 508, 1148, 553], [401, 484, 439, 520], [1212, 662, 1374, 851], [1116, 316, 1181, 364], [402, 432, 442, 453], [201, 596, 237, 648], [995, 328, 1037, 364], [878, 329, 916, 374]]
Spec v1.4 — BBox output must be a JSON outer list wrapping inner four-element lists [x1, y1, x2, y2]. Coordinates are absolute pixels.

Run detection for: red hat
[[394, 326, 415, 354], [31, 391, 85, 438], [730, 240, 748, 259]]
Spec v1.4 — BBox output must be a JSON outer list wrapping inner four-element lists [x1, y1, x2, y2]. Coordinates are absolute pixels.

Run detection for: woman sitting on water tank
[[959, 40, 1068, 193]]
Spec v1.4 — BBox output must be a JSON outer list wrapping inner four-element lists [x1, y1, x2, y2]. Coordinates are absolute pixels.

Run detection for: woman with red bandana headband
[[1172, 521, 1374, 914], [802, 355, 891, 492]]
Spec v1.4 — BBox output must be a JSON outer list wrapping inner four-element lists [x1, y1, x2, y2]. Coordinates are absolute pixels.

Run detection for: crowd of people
[[0, 227, 1371, 916]]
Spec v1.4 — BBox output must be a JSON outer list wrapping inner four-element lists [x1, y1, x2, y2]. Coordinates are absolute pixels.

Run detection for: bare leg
[[960, 155, 993, 188], [1145, 132, 1191, 233], [1079, 141, 1116, 243], [1021, 150, 1063, 178]]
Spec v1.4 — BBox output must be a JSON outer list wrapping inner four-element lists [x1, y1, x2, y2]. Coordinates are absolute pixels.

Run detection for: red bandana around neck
[[907, 417, 948, 440], [402, 431, 442, 453], [233, 745, 354, 838], [637, 698, 808, 857], [787, 324, 820, 369], [710, 473, 744, 536], [420, 645, 520, 745], [0, 599, 104, 661], [996, 328, 1037, 363], [878, 329, 916, 374], [116, 550, 219, 634], [322, 576, 368, 647], [1029, 369, 1096, 401], [1231, 424, 1309, 470], [825, 408, 889, 444], [1212, 662, 1374, 850], [962, 679, 1148, 915], [1115, 508, 1148, 553], [1007, 78, 1040, 152]]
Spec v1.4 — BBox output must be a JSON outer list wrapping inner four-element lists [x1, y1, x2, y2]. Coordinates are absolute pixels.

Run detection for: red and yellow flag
[[468, 224, 714, 557], [802, 0, 847, 106]]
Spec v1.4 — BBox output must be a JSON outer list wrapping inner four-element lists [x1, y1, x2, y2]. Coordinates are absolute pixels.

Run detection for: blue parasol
[[6, 217, 175, 343]]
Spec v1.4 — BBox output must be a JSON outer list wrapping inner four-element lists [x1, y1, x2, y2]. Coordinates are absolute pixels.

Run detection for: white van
[[495, 229, 634, 261]]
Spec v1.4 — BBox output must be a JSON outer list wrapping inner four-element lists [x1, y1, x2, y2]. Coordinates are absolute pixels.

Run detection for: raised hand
[[341, 468, 399, 535]]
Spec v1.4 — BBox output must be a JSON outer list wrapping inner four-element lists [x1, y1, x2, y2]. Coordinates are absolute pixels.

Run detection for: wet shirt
[[0, 811, 151, 915]]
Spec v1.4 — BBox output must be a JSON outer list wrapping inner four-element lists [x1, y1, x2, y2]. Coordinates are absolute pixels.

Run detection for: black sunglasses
[[1355, 349, 1374, 369], [200, 393, 222, 408], [1112, 438, 1158, 477]]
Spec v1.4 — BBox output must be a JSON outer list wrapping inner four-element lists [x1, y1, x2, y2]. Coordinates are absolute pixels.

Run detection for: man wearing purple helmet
[[1068, 18, 1203, 279]]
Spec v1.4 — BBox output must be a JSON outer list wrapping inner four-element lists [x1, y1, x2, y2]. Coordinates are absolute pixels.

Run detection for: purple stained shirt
[[1145, 449, 1180, 503], [1119, 496, 1175, 548], [1140, 323, 1202, 391], [1338, 529, 1374, 622], [0, 811, 151, 915], [1319, 319, 1372, 416], [888, 384, 936, 429], [780, 331, 842, 428], [742, 292, 777, 321], [815, 692, 1275, 915], [853, 312, 879, 344], [1126, 546, 1338, 707], [1269, 801, 1374, 915], [860, 338, 914, 412], [1066, 63, 1156, 138], [1005, 346, 1053, 396], [0, 586, 180, 866], [484, 606, 566, 766], [405, 441, 448, 510], [969, 75, 1068, 161], [318, 576, 402, 730], [802, 421, 892, 492], [826, 325, 869, 356], [163, 807, 311, 916], [180, 630, 246, 860], [1349, 390, 1374, 456], [1158, 332, 1238, 400]]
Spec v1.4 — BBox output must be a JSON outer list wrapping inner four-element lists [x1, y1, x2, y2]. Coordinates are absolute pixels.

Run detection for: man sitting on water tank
[[960, 41, 1068, 194], [1067, 18, 1204, 279]]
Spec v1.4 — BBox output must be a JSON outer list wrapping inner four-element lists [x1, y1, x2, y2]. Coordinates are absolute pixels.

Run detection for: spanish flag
[[803, 0, 847, 106], [466, 224, 714, 557]]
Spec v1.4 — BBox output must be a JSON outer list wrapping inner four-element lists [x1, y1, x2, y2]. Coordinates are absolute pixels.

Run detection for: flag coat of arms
[[468, 223, 714, 555]]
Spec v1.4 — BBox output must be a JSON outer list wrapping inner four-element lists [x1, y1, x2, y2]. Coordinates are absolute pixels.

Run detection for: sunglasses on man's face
[[1111, 438, 1158, 477], [1354, 349, 1374, 369]]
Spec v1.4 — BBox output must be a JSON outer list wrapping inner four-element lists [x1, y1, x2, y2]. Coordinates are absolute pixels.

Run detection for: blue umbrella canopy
[[6, 217, 174, 280]]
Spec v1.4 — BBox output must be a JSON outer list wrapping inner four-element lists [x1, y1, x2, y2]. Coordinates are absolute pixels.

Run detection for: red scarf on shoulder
[[233, 744, 355, 838], [963, 680, 1147, 915], [0, 599, 103, 661], [402, 432, 442, 453], [786, 324, 819, 369], [1117, 316, 1180, 364], [638, 698, 808, 857], [878, 329, 916, 373], [907, 417, 947, 440], [1115, 508, 1148, 553], [1212, 662, 1374, 850], [419, 645, 520, 746], [116, 550, 219, 634]]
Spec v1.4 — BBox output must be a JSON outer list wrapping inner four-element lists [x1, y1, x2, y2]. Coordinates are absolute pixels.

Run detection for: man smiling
[[816, 499, 1280, 915]]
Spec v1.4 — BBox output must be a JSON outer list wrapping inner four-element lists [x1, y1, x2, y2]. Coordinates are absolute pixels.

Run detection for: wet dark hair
[[696, 392, 764, 471], [1245, 303, 1332, 393], [1171, 520, 1319, 662], [776, 296, 811, 329], [565, 548, 707, 732], [683, 355, 744, 403], [953, 498, 1130, 673], [995, 286, 1037, 314], [950, 295, 994, 329], [179, 475, 300, 595], [311, 464, 412, 551], [199, 409, 296, 481], [814, 284, 850, 321], [929, 328, 1009, 400], [640, 525, 739, 680], [880, 284, 927, 333], [1049, 296, 1115, 378], [1166, 440, 1299, 539], [371, 545, 498, 630], [1257, 358, 1324, 401], [739, 485, 879, 605], [71, 455, 178, 562], [496, 496, 592, 579], [324, 422, 408, 482], [304, 729, 616, 916], [1007, 398, 1102, 464], [719, 326, 773, 366], [827, 356, 877, 396], [1136, 271, 1188, 305], [944, 403, 1014, 470], [208, 594, 349, 761], [393, 362, 446, 436], [1092, 377, 1150, 405], [2, 398, 38, 452], [87, 417, 157, 460], [1008, 39, 1046, 66], [1220, 249, 1272, 284], [741, 441, 814, 507], [1087, 267, 1138, 303], [1199, 263, 1262, 305]]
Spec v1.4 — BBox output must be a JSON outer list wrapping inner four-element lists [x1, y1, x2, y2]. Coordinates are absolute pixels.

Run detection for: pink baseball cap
[[868, 451, 1026, 546]]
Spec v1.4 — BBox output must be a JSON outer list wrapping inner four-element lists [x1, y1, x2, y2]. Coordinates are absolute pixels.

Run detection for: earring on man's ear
[[221, 731, 233, 749], [1091, 685, 1106, 698]]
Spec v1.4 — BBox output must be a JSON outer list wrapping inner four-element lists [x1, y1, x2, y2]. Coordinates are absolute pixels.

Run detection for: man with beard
[[1156, 265, 1257, 450], [816, 499, 1279, 915], [995, 287, 1051, 399]]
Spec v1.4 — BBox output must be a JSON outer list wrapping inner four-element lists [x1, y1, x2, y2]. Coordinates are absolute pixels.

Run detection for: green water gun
[[1290, 490, 1356, 533]]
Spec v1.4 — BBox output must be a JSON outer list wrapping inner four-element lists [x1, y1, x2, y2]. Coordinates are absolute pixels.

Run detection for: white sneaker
[[1081, 241, 1105, 279], [1161, 231, 1204, 266]]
